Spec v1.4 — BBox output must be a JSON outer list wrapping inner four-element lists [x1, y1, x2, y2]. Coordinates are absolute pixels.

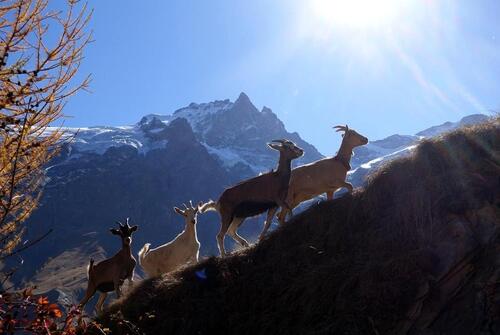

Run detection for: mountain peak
[[231, 92, 259, 117], [236, 92, 250, 103]]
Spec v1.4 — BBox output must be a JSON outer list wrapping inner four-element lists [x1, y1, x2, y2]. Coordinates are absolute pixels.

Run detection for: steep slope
[[103, 119, 499, 335], [8, 93, 323, 304]]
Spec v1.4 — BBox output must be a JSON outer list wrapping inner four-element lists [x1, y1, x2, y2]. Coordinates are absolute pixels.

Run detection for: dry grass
[[27, 240, 107, 303], [102, 119, 499, 335]]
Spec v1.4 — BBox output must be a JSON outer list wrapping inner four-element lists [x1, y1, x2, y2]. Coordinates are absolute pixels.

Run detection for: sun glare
[[310, 0, 407, 31]]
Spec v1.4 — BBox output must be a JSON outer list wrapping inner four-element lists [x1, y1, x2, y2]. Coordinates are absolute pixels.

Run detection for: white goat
[[138, 202, 201, 278]]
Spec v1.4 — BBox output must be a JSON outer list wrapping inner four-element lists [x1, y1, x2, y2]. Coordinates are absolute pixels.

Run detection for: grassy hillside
[[102, 119, 499, 335]]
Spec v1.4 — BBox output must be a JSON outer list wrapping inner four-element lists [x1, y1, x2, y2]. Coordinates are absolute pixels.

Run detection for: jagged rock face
[[169, 92, 322, 171], [10, 93, 324, 302]]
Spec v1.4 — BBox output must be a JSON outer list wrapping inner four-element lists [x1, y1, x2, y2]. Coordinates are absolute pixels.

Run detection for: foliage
[[0, 0, 91, 260], [0, 288, 108, 334]]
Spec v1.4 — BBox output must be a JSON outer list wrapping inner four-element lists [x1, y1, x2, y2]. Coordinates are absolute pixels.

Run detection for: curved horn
[[271, 139, 286, 144], [333, 125, 347, 132]]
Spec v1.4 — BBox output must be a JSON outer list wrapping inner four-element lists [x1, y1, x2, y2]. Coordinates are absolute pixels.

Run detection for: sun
[[309, 0, 406, 31]]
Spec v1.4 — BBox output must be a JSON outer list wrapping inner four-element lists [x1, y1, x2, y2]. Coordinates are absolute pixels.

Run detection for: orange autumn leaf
[[48, 304, 63, 318], [37, 296, 49, 305]]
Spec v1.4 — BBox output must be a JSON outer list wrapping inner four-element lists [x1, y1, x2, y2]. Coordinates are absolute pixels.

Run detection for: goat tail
[[138, 243, 151, 266], [199, 200, 218, 213], [87, 258, 95, 279]]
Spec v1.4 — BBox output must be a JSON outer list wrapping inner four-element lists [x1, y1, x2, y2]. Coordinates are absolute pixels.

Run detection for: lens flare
[[310, 0, 409, 30]]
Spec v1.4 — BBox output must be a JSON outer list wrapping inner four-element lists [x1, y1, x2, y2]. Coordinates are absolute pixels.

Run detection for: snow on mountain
[[64, 93, 322, 174], [58, 94, 489, 183], [349, 114, 490, 186], [46, 125, 167, 157], [351, 134, 419, 167]]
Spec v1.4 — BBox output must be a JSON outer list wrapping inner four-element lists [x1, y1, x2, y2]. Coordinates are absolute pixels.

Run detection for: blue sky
[[64, 0, 499, 155]]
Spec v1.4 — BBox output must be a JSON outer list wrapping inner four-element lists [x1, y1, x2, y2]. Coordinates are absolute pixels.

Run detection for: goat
[[200, 139, 304, 256], [79, 219, 138, 313], [138, 201, 202, 278], [275, 125, 368, 227]]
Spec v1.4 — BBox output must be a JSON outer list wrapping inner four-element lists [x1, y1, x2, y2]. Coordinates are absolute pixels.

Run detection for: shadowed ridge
[[102, 118, 499, 335]]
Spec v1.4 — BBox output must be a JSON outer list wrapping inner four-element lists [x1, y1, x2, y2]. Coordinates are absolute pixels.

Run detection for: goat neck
[[335, 136, 354, 170], [275, 152, 293, 177], [184, 220, 198, 242], [119, 240, 132, 258]]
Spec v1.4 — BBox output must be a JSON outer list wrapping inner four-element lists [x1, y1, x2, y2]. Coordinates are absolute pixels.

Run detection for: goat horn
[[333, 125, 347, 132]]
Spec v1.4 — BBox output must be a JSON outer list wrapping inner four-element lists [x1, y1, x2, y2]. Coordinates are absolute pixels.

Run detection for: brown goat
[[79, 219, 138, 313], [200, 139, 304, 256], [275, 125, 368, 227]]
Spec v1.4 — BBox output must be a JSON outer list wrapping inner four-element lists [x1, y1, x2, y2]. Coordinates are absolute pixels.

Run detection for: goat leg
[[114, 279, 122, 299], [79, 284, 96, 308], [95, 292, 107, 314], [127, 272, 134, 288], [259, 207, 278, 241], [277, 199, 292, 212], [340, 181, 353, 193], [276, 208, 286, 226], [227, 217, 249, 248]]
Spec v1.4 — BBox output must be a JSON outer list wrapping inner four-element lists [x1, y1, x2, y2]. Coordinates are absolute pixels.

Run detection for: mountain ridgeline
[[103, 118, 499, 335], [8, 92, 490, 308], [14, 93, 323, 296]]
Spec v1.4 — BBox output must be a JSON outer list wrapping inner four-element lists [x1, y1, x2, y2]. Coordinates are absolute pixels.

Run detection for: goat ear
[[195, 202, 203, 213], [130, 225, 138, 232], [174, 207, 185, 216], [267, 143, 281, 150], [110, 228, 121, 235]]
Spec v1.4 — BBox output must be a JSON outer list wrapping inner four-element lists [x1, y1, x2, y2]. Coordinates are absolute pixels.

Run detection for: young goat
[[275, 125, 368, 228], [200, 139, 304, 256], [138, 202, 202, 278], [79, 219, 138, 313]]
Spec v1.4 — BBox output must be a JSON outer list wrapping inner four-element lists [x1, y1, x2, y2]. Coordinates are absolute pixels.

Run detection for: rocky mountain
[[5, 94, 489, 308], [8, 93, 324, 305]]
